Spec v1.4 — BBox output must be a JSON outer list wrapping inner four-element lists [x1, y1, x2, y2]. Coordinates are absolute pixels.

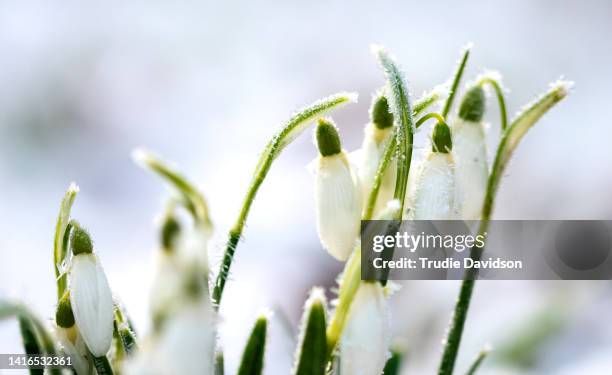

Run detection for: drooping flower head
[[68, 224, 114, 357], [312, 118, 362, 261]]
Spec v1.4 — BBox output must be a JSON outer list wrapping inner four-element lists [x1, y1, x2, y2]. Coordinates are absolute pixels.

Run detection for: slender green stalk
[[212, 92, 357, 308], [415, 112, 446, 129], [237, 314, 268, 375], [133, 149, 212, 228], [53, 183, 79, 301], [465, 347, 490, 375], [478, 76, 509, 131], [373, 45, 415, 218], [437, 81, 570, 375], [442, 45, 471, 118], [363, 138, 396, 220], [92, 355, 114, 375], [325, 247, 361, 359]]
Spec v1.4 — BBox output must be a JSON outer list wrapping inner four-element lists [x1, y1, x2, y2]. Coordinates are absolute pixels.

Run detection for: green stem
[[415, 112, 446, 129], [133, 150, 212, 228], [53, 184, 78, 301], [442, 45, 471, 118], [363, 137, 396, 221], [437, 82, 570, 375], [212, 92, 356, 308], [478, 77, 509, 131], [465, 347, 490, 375], [325, 247, 361, 360]]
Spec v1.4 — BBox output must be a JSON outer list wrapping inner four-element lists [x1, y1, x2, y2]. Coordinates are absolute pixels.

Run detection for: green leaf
[[212, 92, 357, 308], [53, 183, 79, 300], [0, 300, 59, 366], [293, 289, 327, 375], [441, 44, 471, 118], [133, 149, 212, 229], [237, 314, 268, 375], [19, 317, 44, 375], [483, 81, 571, 218], [372, 45, 415, 218]]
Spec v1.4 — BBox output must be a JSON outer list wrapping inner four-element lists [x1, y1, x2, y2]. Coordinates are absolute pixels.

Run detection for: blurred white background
[[1, 0, 611, 374]]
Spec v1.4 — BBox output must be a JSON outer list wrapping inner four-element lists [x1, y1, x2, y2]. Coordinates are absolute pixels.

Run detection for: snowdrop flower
[[452, 84, 488, 219], [68, 224, 114, 357], [312, 118, 361, 261], [408, 120, 458, 219], [54, 291, 91, 375], [149, 211, 210, 330], [340, 282, 390, 375], [125, 271, 216, 375], [358, 94, 397, 216]]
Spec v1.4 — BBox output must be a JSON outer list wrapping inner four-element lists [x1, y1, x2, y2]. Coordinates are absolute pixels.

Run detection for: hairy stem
[[438, 82, 570, 375], [212, 93, 357, 308]]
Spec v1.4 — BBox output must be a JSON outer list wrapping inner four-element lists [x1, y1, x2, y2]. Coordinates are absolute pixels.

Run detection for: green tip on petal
[[160, 214, 181, 252], [56, 291, 75, 328], [315, 118, 342, 157], [432, 121, 453, 153], [371, 95, 394, 129], [458, 85, 486, 122], [70, 223, 93, 255]]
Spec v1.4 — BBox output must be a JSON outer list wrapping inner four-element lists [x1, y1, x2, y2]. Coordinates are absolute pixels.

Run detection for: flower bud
[[371, 95, 394, 130], [160, 214, 181, 253], [452, 85, 489, 219], [68, 229, 114, 357], [432, 121, 453, 153], [70, 225, 93, 255], [56, 291, 75, 329], [313, 119, 361, 261], [458, 86, 485, 122], [340, 282, 390, 375]]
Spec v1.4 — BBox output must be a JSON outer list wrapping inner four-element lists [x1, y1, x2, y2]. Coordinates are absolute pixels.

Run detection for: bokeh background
[[1, 0, 611, 374]]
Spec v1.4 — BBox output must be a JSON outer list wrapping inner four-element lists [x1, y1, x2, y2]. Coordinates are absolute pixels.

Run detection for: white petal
[[315, 153, 362, 261], [69, 254, 114, 357], [452, 118, 488, 220], [340, 283, 390, 375], [156, 302, 216, 374], [55, 327, 91, 375], [410, 152, 458, 220]]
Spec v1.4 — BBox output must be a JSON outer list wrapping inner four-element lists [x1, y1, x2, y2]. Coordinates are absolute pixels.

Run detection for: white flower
[[452, 85, 488, 220], [69, 252, 114, 357], [357, 94, 397, 217], [55, 326, 91, 375], [340, 282, 390, 375], [313, 118, 362, 261]]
